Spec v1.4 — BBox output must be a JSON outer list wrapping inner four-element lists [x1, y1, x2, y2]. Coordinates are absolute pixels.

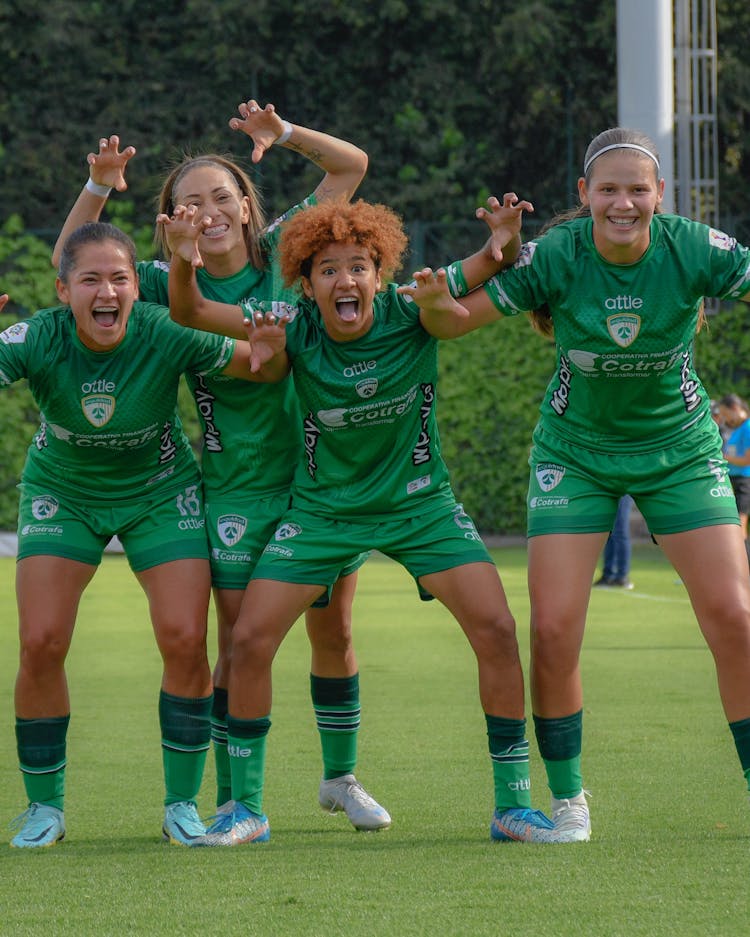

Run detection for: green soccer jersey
[[0, 303, 234, 501], [257, 284, 455, 520], [483, 214, 750, 452], [136, 196, 315, 498]]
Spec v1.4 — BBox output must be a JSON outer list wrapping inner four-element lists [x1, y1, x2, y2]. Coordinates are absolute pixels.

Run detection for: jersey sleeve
[[481, 239, 549, 318], [135, 260, 170, 305], [259, 193, 318, 258], [141, 302, 236, 375], [0, 318, 33, 386], [701, 227, 750, 300]]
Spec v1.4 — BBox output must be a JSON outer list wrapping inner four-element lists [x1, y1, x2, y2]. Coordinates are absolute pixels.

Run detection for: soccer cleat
[[162, 801, 206, 846], [318, 774, 391, 831], [490, 807, 560, 843], [10, 803, 65, 848], [551, 791, 591, 842], [195, 801, 270, 846], [593, 576, 633, 590]]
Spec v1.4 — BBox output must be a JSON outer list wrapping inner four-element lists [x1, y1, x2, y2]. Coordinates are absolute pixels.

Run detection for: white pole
[[616, 0, 675, 211]]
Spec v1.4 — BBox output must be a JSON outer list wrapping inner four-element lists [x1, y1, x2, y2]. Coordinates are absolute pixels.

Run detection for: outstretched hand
[[87, 135, 136, 192], [0, 293, 9, 314], [156, 204, 206, 269], [229, 100, 287, 164], [397, 268, 470, 319], [476, 192, 534, 262], [242, 306, 292, 372]]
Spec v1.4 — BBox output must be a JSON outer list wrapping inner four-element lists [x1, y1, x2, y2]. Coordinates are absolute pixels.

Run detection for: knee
[[157, 616, 208, 666], [306, 609, 353, 657], [19, 627, 69, 671]]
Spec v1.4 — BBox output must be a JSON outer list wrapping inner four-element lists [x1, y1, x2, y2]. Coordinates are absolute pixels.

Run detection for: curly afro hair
[[278, 199, 409, 289]]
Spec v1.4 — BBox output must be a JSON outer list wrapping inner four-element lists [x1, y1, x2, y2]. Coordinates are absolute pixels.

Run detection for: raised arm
[[459, 192, 533, 288], [398, 268, 501, 340], [51, 135, 137, 268], [229, 100, 368, 202]]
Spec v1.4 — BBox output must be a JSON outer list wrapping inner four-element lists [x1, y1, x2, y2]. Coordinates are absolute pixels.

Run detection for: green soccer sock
[[227, 715, 271, 815], [211, 686, 231, 807], [533, 710, 584, 800], [729, 716, 750, 791], [486, 714, 532, 810], [159, 690, 212, 806], [15, 715, 70, 810], [311, 673, 360, 780]]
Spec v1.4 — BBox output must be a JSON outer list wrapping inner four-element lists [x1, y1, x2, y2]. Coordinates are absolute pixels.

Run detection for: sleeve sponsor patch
[[708, 228, 737, 252], [0, 321, 29, 344]]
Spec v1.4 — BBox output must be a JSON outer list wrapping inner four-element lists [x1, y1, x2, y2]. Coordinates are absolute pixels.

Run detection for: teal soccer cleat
[[10, 803, 65, 848]]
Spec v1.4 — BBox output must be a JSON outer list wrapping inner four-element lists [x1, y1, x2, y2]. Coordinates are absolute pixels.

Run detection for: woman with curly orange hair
[[162, 195, 572, 846]]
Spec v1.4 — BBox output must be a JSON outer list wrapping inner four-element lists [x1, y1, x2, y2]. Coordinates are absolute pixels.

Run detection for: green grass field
[[0, 546, 746, 937]]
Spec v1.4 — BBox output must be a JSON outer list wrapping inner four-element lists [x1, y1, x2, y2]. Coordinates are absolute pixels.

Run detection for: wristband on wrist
[[85, 178, 112, 198], [275, 120, 293, 145]]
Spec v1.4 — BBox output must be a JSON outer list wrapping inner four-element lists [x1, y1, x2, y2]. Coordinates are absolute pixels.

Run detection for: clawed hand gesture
[[397, 268, 469, 319], [156, 204, 206, 269], [241, 305, 292, 372], [87, 135, 136, 192], [477, 192, 534, 261], [229, 100, 287, 164]]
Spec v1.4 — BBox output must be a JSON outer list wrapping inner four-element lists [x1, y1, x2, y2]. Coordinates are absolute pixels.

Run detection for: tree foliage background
[[0, 0, 748, 531]]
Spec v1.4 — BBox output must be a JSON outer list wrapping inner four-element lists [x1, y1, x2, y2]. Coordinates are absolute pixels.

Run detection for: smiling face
[[301, 241, 382, 342], [172, 164, 251, 274], [578, 150, 664, 264], [55, 240, 138, 351]]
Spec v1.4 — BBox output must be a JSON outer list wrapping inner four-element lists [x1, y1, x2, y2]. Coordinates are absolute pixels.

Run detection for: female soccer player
[[162, 193, 573, 845], [719, 393, 750, 568], [399, 127, 750, 843], [7, 221, 263, 847], [52, 102, 390, 830]]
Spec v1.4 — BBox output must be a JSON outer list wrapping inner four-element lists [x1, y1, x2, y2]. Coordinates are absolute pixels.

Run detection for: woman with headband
[[402, 126, 750, 843]]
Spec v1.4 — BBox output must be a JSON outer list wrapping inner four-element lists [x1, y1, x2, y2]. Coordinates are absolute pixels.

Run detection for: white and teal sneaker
[[490, 807, 560, 843], [162, 801, 206, 846], [10, 803, 65, 848], [551, 791, 591, 842], [318, 774, 391, 831], [195, 802, 270, 846]]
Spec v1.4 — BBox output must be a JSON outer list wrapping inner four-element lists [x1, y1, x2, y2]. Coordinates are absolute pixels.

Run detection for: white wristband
[[85, 178, 112, 198], [275, 120, 293, 145]]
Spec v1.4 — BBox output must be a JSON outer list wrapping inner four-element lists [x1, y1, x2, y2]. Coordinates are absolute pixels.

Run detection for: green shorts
[[527, 426, 740, 537], [251, 499, 493, 602], [17, 480, 210, 572], [206, 490, 367, 593]]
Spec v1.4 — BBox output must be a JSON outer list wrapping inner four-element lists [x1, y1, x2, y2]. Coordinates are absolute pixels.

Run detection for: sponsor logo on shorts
[[529, 496, 570, 509], [407, 474, 431, 494], [32, 495, 60, 520], [217, 514, 247, 547], [212, 548, 254, 563], [707, 457, 733, 497], [275, 522, 302, 541], [82, 394, 116, 427], [0, 321, 29, 344], [21, 524, 63, 536], [606, 313, 640, 348], [178, 518, 205, 530], [263, 543, 294, 557], [535, 463, 566, 492]]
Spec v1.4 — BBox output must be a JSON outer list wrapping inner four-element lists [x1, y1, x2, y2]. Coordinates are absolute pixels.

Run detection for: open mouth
[[202, 223, 230, 239], [335, 298, 359, 322], [92, 307, 119, 327], [608, 217, 637, 228]]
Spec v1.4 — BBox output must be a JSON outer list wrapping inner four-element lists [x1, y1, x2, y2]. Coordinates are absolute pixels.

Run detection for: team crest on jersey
[[217, 514, 248, 547], [535, 463, 566, 492], [607, 314, 640, 348], [32, 495, 60, 520], [0, 321, 29, 344], [82, 394, 116, 427], [707, 458, 728, 484], [355, 378, 378, 398], [275, 522, 302, 541]]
